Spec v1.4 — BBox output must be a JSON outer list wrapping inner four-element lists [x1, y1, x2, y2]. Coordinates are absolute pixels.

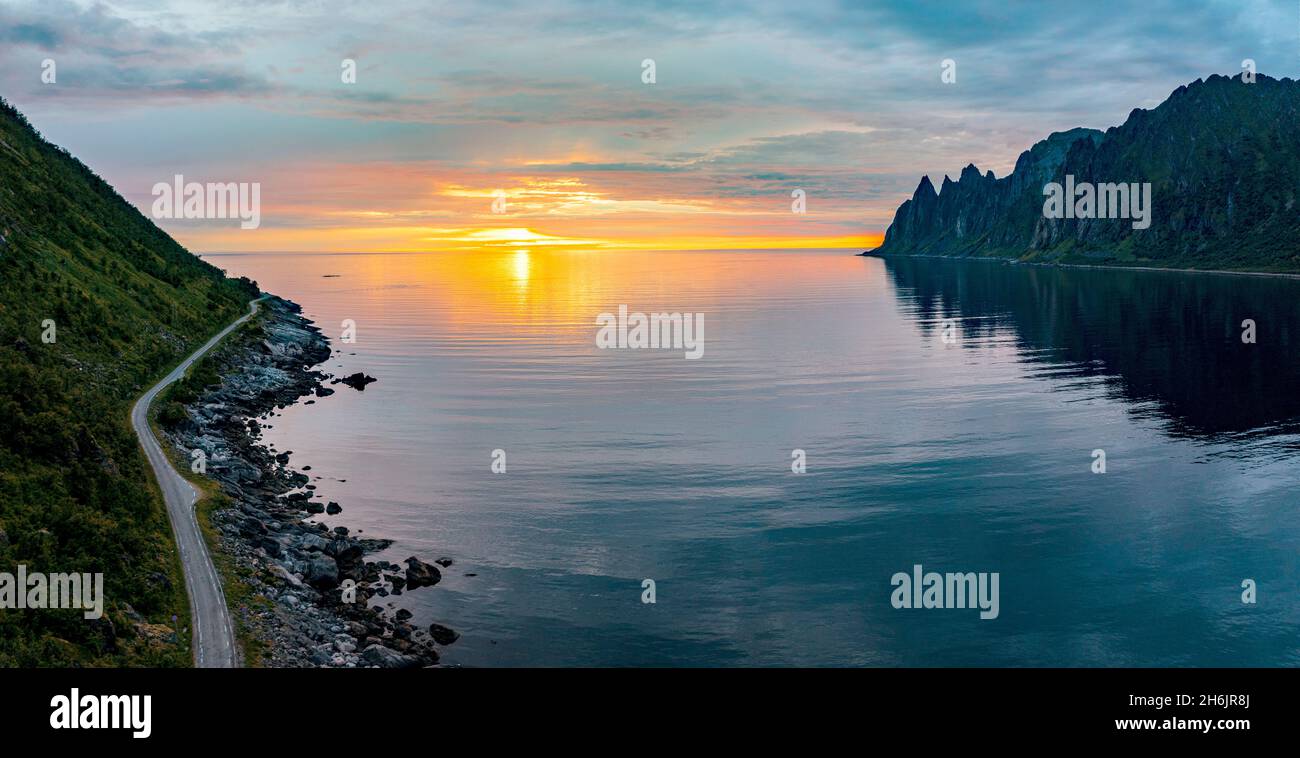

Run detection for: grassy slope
[[0, 96, 258, 666]]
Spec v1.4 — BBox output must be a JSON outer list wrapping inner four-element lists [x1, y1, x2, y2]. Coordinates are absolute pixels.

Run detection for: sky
[[0, 0, 1297, 253]]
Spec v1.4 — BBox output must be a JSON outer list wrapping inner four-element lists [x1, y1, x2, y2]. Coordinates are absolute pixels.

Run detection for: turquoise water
[[207, 249, 1300, 666]]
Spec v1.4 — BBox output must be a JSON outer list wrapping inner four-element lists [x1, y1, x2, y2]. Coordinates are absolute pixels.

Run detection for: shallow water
[[205, 249, 1300, 666]]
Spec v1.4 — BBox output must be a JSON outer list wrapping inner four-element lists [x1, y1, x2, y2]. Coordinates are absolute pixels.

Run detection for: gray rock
[[361, 644, 420, 669], [300, 533, 329, 552], [304, 555, 340, 589], [404, 556, 441, 589], [270, 564, 305, 588], [428, 623, 459, 646]]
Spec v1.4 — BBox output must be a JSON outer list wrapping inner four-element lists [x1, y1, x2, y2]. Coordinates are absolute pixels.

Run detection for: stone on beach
[[404, 556, 442, 589]]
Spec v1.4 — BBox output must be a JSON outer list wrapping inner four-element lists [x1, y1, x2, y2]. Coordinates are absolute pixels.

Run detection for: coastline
[[859, 250, 1300, 281], [159, 295, 455, 668]]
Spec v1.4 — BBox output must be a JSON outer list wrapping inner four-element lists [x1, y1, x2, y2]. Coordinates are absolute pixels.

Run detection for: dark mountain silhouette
[[872, 74, 1300, 272]]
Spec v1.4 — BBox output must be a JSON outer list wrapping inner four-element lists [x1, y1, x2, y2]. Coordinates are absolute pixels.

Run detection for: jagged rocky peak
[[913, 174, 937, 199], [908, 161, 1003, 203], [871, 72, 1300, 268]]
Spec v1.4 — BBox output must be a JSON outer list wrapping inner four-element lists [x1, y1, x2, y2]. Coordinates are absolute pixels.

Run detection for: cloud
[[0, 0, 271, 100], [2, 0, 1298, 252], [0, 22, 63, 49]]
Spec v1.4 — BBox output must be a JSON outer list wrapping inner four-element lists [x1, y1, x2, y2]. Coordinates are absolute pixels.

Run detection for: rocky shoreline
[[162, 296, 454, 668]]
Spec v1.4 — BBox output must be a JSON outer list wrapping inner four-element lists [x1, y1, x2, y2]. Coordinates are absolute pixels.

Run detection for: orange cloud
[[152, 159, 879, 253]]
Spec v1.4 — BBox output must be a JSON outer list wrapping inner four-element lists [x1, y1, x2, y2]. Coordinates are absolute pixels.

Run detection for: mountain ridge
[[870, 73, 1300, 272]]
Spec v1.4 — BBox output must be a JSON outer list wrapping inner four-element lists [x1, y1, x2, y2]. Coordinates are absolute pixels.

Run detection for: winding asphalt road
[[131, 298, 262, 668]]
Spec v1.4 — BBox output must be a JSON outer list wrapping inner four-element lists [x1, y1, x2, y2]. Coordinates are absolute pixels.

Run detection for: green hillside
[[0, 95, 258, 665]]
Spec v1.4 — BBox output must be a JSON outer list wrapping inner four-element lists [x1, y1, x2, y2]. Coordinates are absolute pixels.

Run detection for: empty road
[[131, 298, 261, 668]]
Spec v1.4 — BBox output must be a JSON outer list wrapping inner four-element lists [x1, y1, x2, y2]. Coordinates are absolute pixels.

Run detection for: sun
[[459, 227, 602, 248], [466, 228, 546, 243]]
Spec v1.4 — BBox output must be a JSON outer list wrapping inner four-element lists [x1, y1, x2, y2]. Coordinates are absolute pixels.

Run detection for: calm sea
[[204, 249, 1300, 666]]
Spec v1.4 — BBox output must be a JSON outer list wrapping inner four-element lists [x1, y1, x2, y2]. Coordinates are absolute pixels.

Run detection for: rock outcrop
[[162, 297, 458, 668], [872, 74, 1300, 271]]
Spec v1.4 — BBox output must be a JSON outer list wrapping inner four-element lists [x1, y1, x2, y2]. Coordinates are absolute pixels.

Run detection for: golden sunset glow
[[144, 158, 880, 253], [178, 224, 880, 253]]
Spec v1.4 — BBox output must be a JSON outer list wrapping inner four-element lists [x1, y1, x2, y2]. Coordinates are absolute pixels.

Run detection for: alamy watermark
[[596, 305, 704, 359], [0, 564, 104, 619], [50, 689, 151, 739], [890, 564, 999, 620], [1043, 175, 1151, 230], [152, 174, 261, 229]]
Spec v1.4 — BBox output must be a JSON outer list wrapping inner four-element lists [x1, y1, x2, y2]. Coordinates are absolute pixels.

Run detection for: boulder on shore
[[428, 623, 459, 646], [304, 555, 340, 589], [404, 556, 441, 589], [361, 644, 422, 669]]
